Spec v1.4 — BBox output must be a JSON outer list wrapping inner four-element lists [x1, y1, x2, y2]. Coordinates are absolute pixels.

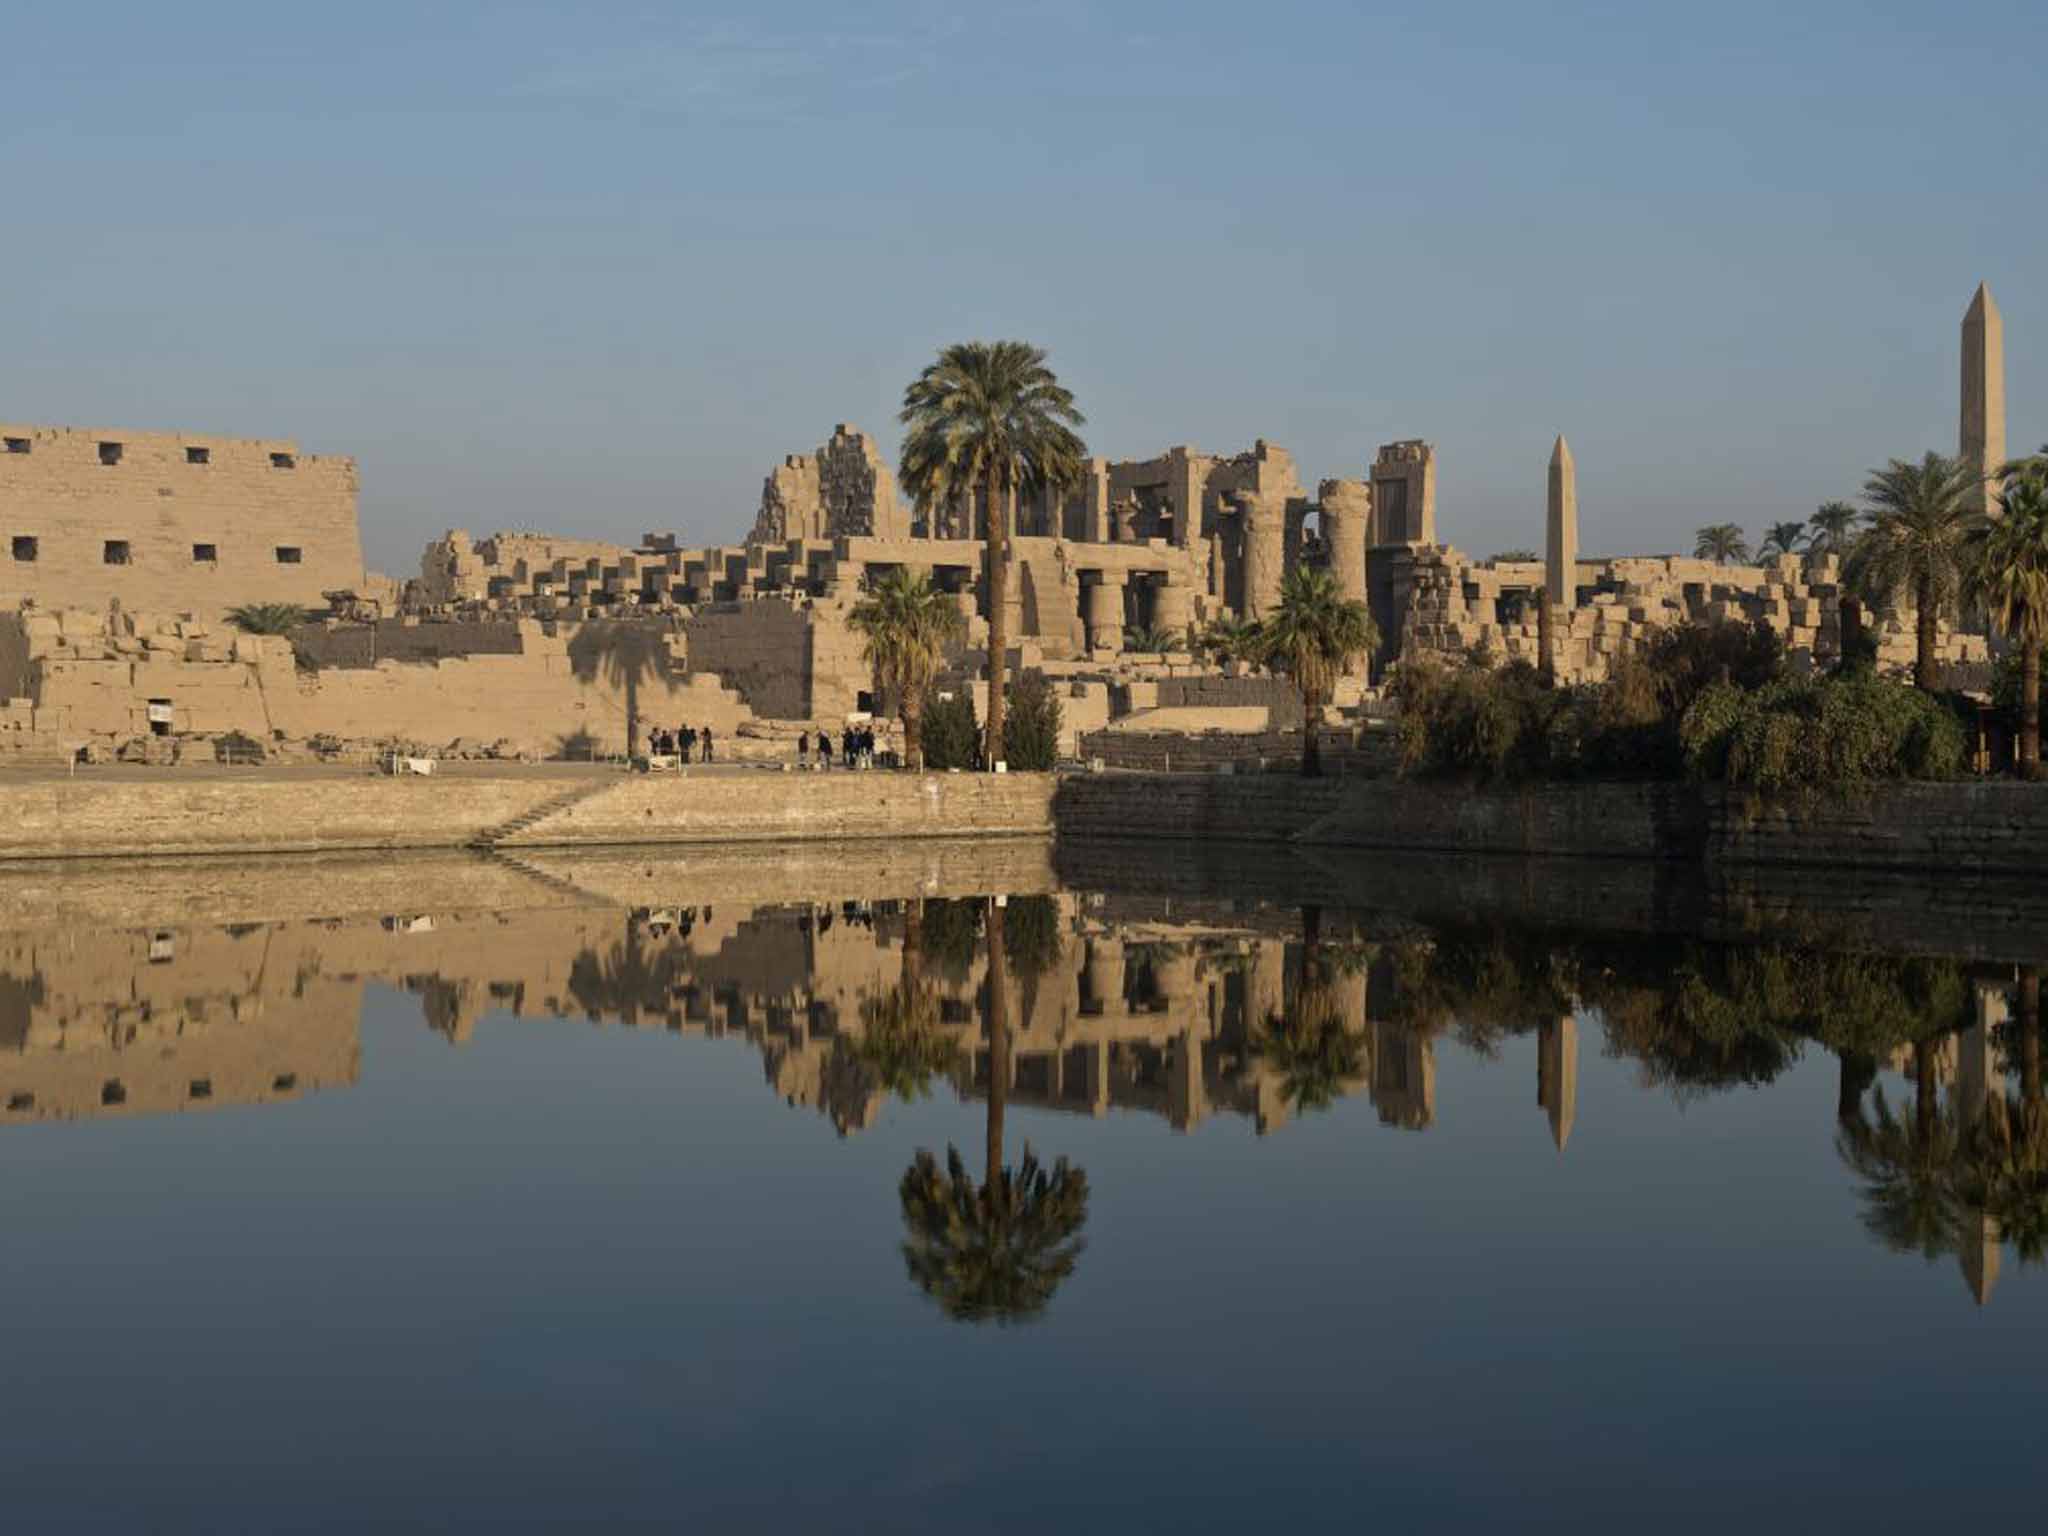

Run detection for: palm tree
[[847, 568, 963, 772], [225, 602, 311, 635], [1808, 500, 1861, 556], [1257, 566, 1377, 777], [1694, 524, 1751, 565], [1198, 615, 1263, 666], [1965, 475, 2048, 775], [566, 619, 677, 758], [899, 343, 1088, 771], [896, 895, 1089, 1324], [1757, 521, 1808, 560], [1850, 452, 1986, 691], [1124, 624, 1174, 654]]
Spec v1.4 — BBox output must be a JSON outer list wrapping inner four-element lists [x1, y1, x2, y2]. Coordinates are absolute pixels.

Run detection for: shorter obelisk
[[1962, 282, 2006, 515], [1546, 436, 1577, 607]]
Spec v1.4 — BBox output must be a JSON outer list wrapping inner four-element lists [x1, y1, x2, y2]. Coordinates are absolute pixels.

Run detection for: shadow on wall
[[566, 621, 678, 756]]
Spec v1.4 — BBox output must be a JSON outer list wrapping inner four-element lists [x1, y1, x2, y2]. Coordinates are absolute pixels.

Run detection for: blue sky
[[4, 0, 2042, 572]]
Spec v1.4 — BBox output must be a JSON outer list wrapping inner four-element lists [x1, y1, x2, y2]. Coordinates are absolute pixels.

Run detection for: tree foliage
[[1694, 524, 1750, 564], [1258, 566, 1377, 776], [849, 568, 963, 772], [1848, 451, 1985, 691], [920, 689, 981, 772], [225, 603, 312, 635], [1001, 670, 1064, 771]]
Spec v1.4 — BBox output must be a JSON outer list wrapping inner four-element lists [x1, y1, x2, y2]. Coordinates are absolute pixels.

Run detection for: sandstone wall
[[685, 599, 814, 718], [0, 424, 362, 616], [0, 768, 1057, 859]]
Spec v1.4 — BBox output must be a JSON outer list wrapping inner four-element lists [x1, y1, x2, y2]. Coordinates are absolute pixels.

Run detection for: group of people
[[647, 725, 714, 763], [796, 726, 878, 770]]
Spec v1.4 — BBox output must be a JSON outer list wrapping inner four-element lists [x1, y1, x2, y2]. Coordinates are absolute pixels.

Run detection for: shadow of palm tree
[[567, 620, 679, 757]]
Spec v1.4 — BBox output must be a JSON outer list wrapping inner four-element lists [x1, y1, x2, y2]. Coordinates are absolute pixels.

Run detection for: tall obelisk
[[1546, 436, 1577, 606], [1962, 282, 2006, 514]]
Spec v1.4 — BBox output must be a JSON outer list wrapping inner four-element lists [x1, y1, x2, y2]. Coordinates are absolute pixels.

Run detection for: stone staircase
[[481, 850, 612, 906], [468, 779, 613, 850]]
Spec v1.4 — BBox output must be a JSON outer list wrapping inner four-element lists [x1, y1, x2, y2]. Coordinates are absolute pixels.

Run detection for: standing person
[[702, 726, 714, 763], [819, 730, 834, 771], [680, 725, 696, 761], [798, 730, 810, 769]]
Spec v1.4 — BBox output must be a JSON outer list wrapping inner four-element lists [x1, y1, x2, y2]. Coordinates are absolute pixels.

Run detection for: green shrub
[[1680, 675, 1966, 794], [920, 688, 980, 771], [1393, 658, 1558, 781], [1002, 670, 1063, 771]]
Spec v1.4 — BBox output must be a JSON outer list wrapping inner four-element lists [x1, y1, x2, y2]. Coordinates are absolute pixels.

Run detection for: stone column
[[1962, 282, 2006, 516], [1084, 574, 1126, 653], [1319, 478, 1371, 606], [1239, 494, 1286, 621], [1151, 573, 1193, 638], [1546, 436, 1578, 609]]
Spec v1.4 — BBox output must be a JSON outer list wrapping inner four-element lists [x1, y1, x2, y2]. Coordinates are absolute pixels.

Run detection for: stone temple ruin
[[0, 283, 2013, 763]]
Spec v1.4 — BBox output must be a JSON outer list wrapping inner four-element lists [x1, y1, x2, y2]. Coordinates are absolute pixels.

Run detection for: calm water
[[2, 847, 2043, 1532]]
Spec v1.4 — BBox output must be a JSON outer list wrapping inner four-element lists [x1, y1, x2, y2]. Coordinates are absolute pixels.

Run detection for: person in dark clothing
[[797, 731, 810, 768], [701, 727, 714, 763], [819, 731, 834, 771], [680, 726, 696, 760]]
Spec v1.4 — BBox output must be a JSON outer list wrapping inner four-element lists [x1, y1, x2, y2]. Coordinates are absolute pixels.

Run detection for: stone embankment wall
[[0, 770, 1056, 860], [1053, 773, 2048, 874], [1078, 728, 1397, 776]]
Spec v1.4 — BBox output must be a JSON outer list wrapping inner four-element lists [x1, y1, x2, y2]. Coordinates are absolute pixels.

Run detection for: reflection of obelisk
[[1961, 1212, 2002, 1307], [1962, 282, 2006, 516], [1537, 1014, 1577, 1151], [1546, 436, 1577, 608]]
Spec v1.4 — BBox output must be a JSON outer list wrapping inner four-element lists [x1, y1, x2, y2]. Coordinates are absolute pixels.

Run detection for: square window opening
[[274, 546, 303, 565], [270, 452, 296, 469], [11, 536, 36, 562], [98, 441, 123, 466], [188, 1079, 213, 1100], [103, 539, 131, 565], [3, 437, 28, 455], [185, 446, 210, 465], [101, 1079, 127, 1107], [192, 543, 217, 563]]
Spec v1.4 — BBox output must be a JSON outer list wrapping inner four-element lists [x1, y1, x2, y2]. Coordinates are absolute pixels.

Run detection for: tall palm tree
[[1835, 1041, 1966, 1263], [1850, 452, 1986, 691], [1808, 500, 1861, 556], [847, 568, 964, 772], [1965, 475, 2048, 775], [1257, 566, 1377, 777], [899, 343, 1088, 770], [897, 894, 1088, 1323], [1757, 521, 1808, 559], [1694, 524, 1751, 565]]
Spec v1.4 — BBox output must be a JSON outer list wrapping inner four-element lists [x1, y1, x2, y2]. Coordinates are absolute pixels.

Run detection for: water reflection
[[4, 875, 2044, 1308]]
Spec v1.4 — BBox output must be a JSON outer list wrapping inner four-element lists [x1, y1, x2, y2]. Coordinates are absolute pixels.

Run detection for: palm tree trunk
[[2022, 966, 2041, 1110], [2022, 626, 2041, 779], [902, 896, 924, 994], [902, 685, 924, 773], [625, 670, 640, 758], [985, 464, 1009, 771], [985, 895, 1010, 1191], [1300, 683, 1324, 777], [1915, 573, 1939, 692], [1914, 1036, 1936, 1147], [1836, 1048, 1876, 1124]]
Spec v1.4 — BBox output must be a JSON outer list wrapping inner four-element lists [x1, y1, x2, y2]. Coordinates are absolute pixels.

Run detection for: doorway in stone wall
[[146, 700, 173, 737]]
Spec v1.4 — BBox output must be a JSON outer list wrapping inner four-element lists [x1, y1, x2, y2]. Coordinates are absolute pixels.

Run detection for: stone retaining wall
[[1053, 772, 2048, 873], [0, 770, 1056, 860]]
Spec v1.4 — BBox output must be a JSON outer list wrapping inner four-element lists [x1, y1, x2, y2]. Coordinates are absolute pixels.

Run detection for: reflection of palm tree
[[1836, 1038, 1965, 1262], [856, 898, 959, 1103], [566, 620, 677, 758], [1253, 905, 1367, 1116], [896, 895, 1088, 1324], [567, 920, 665, 1024]]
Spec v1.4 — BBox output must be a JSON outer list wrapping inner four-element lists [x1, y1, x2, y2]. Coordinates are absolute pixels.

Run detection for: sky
[[3, 0, 2043, 573]]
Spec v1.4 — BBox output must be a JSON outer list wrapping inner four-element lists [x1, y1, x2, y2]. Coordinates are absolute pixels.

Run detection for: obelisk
[[1546, 436, 1577, 607], [1962, 282, 2006, 514]]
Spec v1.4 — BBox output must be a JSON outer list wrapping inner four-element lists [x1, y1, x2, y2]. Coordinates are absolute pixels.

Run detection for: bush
[[1002, 671, 1063, 771], [1393, 658, 1558, 781], [1680, 675, 1966, 794], [921, 688, 980, 771]]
